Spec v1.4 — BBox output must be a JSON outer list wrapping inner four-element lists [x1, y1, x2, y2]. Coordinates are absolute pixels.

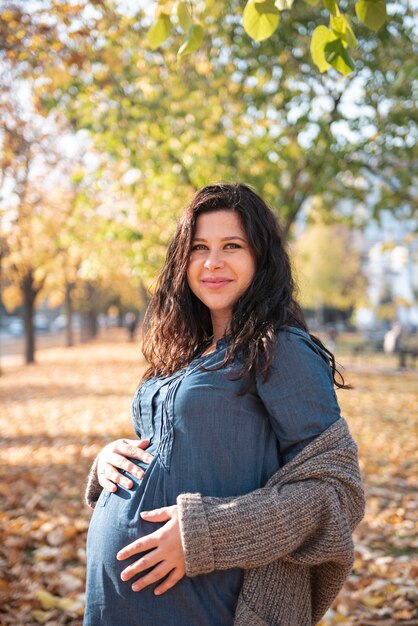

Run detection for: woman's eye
[[225, 243, 241, 249], [191, 243, 242, 251]]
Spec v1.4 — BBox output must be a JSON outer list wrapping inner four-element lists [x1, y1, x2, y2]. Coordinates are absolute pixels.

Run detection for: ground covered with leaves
[[1, 331, 417, 625]]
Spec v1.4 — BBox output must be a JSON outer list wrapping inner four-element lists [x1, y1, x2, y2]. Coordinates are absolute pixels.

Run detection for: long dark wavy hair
[[141, 182, 350, 390]]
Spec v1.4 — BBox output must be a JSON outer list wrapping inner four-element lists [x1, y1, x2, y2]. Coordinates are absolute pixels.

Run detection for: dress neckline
[[193, 335, 229, 360]]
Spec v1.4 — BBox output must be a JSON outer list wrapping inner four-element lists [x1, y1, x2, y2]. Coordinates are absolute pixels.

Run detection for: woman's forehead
[[194, 210, 246, 238]]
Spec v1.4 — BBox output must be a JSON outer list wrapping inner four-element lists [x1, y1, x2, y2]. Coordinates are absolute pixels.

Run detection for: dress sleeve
[[255, 328, 341, 464]]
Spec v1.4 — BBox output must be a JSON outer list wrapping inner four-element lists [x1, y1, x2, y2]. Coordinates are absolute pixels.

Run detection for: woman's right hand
[[97, 439, 153, 493]]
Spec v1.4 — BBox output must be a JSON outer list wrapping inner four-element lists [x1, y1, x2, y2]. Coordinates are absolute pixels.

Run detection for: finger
[[102, 460, 135, 489], [98, 474, 117, 493], [120, 440, 154, 465], [109, 452, 145, 481], [125, 438, 151, 451], [121, 549, 162, 581], [140, 507, 173, 523], [97, 463, 118, 492], [117, 534, 159, 561], [131, 562, 171, 593], [154, 568, 184, 595]]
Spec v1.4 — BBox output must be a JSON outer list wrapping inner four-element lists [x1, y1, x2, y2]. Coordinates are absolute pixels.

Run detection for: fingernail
[[154, 589, 161, 596], [135, 470, 143, 478], [140, 511, 149, 517], [145, 454, 153, 463]]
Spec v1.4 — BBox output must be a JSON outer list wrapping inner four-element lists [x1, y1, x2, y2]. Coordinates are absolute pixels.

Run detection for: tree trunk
[[65, 281, 74, 347], [80, 317, 89, 343], [22, 271, 37, 364], [138, 282, 150, 325], [86, 283, 98, 339], [87, 308, 98, 338]]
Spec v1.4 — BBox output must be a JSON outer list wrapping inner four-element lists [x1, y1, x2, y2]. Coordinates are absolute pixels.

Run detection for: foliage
[[145, 0, 388, 77], [292, 206, 368, 310], [4, 0, 387, 77], [2, 0, 411, 242], [0, 1, 416, 345], [0, 332, 417, 624], [0, 82, 70, 330], [1, 2, 416, 249], [0, 73, 145, 311]]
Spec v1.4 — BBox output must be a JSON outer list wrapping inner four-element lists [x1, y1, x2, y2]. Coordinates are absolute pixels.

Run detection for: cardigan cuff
[[177, 492, 215, 577], [85, 456, 103, 509]]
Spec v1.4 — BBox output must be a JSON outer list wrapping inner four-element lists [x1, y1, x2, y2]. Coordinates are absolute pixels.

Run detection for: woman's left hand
[[117, 505, 186, 595]]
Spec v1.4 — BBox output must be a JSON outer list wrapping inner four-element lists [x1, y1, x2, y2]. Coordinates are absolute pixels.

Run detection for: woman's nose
[[204, 251, 224, 270]]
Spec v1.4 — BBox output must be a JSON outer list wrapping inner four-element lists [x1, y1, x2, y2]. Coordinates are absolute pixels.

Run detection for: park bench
[[352, 340, 383, 355], [398, 347, 418, 369]]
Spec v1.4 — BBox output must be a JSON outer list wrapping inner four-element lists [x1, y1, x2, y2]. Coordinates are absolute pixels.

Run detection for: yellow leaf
[[32, 610, 50, 624], [36, 589, 62, 610], [362, 594, 386, 608], [310, 25, 336, 73], [147, 14, 171, 50]]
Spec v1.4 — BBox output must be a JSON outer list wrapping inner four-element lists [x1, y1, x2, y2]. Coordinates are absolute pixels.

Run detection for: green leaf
[[355, 0, 387, 32], [331, 14, 358, 48], [324, 38, 355, 75], [146, 14, 171, 51], [177, 2, 192, 32], [310, 25, 336, 72], [275, 0, 294, 10], [304, 0, 320, 4], [177, 24, 204, 57], [243, 0, 280, 42], [322, 0, 340, 16]]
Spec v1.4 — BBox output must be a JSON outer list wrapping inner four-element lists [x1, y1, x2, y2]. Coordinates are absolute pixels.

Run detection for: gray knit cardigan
[[85, 417, 365, 626]]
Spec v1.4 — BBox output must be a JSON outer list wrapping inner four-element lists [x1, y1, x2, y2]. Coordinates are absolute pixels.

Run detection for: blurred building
[[357, 211, 418, 331]]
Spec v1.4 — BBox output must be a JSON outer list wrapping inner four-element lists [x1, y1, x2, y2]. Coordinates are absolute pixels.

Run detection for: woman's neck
[[211, 314, 231, 343]]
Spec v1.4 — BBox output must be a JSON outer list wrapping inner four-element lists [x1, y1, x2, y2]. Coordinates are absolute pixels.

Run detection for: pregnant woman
[[84, 183, 365, 625]]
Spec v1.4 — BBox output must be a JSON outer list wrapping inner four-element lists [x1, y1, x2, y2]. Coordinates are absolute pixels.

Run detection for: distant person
[[383, 321, 402, 355], [325, 325, 338, 353], [125, 312, 138, 342], [83, 183, 365, 626]]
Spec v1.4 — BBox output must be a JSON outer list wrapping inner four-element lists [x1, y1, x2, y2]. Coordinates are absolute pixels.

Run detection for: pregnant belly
[[86, 462, 168, 596], [84, 458, 243, 626]]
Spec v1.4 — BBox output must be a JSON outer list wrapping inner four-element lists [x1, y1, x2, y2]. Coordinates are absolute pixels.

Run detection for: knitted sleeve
[[85, 456, 102, 509], [177, 419, 365, 577]]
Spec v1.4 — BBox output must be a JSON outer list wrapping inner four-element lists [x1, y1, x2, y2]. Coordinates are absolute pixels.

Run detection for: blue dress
[[84, 327, 342, 626]]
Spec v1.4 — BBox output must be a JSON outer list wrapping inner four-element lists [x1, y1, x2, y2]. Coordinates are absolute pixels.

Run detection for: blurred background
[[0, 1, 417, 624]]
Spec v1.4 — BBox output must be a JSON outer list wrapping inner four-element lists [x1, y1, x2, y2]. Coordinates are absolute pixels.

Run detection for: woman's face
[[187, 210, 256, 324]]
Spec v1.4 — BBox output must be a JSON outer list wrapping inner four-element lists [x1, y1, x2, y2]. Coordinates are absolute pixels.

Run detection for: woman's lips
[[201, 279, 232, 289]]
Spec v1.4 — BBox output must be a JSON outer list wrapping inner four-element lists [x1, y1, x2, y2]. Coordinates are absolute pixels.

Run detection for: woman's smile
[[201, 277, 233, 288]]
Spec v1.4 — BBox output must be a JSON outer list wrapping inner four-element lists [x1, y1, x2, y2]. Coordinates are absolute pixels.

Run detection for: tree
[[0, 0, 393, 77], [0, 75, 145, 362], [28, 1, 415, 236], [1, 0, 415, 306], [0, 82, 68, 363], [292, 203, 368, 325]]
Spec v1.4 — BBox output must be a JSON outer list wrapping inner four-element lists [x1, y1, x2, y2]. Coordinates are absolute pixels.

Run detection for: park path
[[0, 330, 417, 625]]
